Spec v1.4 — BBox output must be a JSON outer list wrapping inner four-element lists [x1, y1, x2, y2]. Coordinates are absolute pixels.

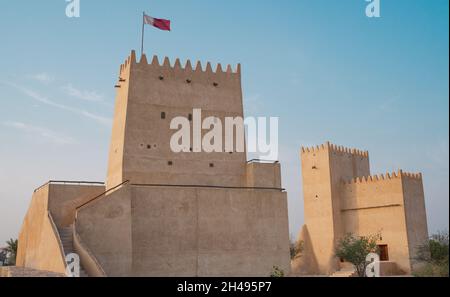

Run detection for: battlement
[[301, 142, 369, 158], [109, 51, 247, 188], [342, 169, 422, 185], [119, 50, 241, 80]]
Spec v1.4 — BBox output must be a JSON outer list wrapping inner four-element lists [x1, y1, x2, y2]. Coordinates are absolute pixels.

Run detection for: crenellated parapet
[[301, 141, 369, 158], [300, 141, 428, 276], [118, 50, 241, 84], [301, 143, 328, 154], [342, 169, 422, 185]]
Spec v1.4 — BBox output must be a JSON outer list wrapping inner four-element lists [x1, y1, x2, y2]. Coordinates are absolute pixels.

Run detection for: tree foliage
[[413, 231, 449, 277], [5, 238, 18, 266], [290, 238, 304, 260], [270, 266, 284, 277], [335, 233, 380, 277]]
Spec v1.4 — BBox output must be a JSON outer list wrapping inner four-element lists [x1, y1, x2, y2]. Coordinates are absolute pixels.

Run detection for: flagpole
[[141, 11, 145, 57]]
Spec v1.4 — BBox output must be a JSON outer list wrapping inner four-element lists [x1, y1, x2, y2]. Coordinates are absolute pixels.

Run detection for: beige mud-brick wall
[[328, 144, 370, 243], [16, 185, 66, 273], [291, 225, 320, 275], [341, 172, 411, 273], [106, 56, 132, 189], [245, 162, 282, 188], [47, 184, 105, 228], [76, 186, 132, 277], [76, 185, 290, 277], [132, 186, 290, 277], [301, 145, 335, 275], [106, 51, 248, 189], [402, 173, 429, 271], [300, 143, 370, 274]]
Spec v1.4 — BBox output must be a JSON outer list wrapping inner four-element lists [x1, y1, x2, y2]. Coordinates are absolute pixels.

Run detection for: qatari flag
[[144, 14, 171, 31]]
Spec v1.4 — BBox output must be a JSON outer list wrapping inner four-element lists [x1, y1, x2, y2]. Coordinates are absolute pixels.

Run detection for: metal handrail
[[47, 211, 67, 270], [34, 181, 104, 193], [75, 180, 130, 211], [131, 183, 285, 192], [246, 159, 279, 164], [72, 224, 107, 277]]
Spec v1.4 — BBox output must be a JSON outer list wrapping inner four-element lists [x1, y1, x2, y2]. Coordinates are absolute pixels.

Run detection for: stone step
[[58, 224, 90, 277], [330, 266, 357, 277]]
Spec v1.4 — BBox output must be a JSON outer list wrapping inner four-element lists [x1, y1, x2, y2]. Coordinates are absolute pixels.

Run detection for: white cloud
[[3, 121, 76, 145], [62, 84, 104, 102], [1, 81, 111, 126], [32, 73, 54, 84]]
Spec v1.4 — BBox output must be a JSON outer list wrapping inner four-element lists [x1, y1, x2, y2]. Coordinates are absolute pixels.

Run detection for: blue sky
[[0, 0, 448, 244]]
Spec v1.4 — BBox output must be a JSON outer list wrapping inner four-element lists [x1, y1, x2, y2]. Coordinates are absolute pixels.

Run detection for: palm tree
[[5, 238, 18, 266]]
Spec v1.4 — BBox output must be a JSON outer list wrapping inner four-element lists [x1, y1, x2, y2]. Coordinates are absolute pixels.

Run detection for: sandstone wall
[[106, 51, 248, 189], [76, 184, 290, 277], [16, 185, 66, 273], [341, 173, 411, 273], [300, 143, 370, 274], [402, 174, 429, 271], [48, 184, 105, 228]]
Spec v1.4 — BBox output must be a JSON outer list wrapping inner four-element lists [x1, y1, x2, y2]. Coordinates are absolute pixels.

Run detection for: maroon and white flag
[[144, 14, 171, 31]]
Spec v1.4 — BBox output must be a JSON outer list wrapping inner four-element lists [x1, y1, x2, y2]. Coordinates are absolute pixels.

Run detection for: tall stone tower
[[107, 50, 246, 189], [69, 50, 290, 276], [301, 142, 370, 274], [16, 51, 291, 277], [298, 142, 428, 275]]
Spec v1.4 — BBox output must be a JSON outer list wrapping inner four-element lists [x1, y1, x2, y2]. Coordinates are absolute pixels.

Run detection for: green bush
[[413, 231, 449, 277], [335, 233, 380, 277], [270, 266, 284, 277], [290, 239, 304, 260]]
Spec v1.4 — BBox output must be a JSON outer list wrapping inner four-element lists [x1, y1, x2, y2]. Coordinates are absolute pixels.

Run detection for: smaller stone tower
[[301, 142, 370, 274], [299, 142, 428, 275]]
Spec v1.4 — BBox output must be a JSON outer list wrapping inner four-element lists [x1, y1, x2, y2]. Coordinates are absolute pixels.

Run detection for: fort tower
[[107, 51, 247, 189], [297, 142, 428, 275], [16, 51, 290, 277]]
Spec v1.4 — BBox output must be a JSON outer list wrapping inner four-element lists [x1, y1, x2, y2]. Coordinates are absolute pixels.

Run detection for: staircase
[[59, 225, 88, 277], [330, 263, 357, 277]]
